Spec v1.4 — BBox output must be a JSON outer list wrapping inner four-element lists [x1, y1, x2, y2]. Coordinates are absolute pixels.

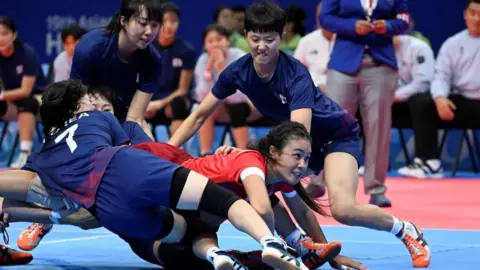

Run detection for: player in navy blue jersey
[[145, 2, 196, 136], [0, 16, 47, 169], [168, 2, 431, 268], [20, 80, 308, 270], [70, 0, 165, 140]]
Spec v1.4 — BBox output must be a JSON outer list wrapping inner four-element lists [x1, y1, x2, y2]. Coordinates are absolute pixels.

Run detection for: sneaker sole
[[216, 261, 235, 270], [262, 252, 305, 270], [318, 241, 342, 262]]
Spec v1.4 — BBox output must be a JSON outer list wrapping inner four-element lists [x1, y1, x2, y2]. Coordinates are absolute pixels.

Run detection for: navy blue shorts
[[308, 136, 361, 174], [94, 147, 181, 239]]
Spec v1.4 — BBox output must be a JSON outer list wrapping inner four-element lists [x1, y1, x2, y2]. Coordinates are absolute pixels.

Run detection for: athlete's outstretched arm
[[243, 175, 275, 233], [0, 170, 35, 201], [1, 198, 101, 230], [168, 92, 222, 147], [126, 90, 155, 140], [290, 109, 312, 133], [282, 193, 328, 243], [1, 198, 54, 224]]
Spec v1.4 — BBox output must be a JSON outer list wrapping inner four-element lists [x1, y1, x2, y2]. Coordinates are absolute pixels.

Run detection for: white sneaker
[[261, 237, 308, 270], [10, 151, 30, 169], [398, 158, 443, 178], [207, 249, 247, 270]]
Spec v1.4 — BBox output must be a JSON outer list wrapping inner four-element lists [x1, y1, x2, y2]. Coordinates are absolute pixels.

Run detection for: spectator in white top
[[194, 24, 260, 156], [391, 34, 434, 159], [293, 1, 334, 90], [398, 0, 480, 178], [53, 25, 86, 82]]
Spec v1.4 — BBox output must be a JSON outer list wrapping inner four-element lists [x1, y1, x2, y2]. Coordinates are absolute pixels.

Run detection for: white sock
[[285, 229, 302, 245], [390, 216, 404, 237], [20, 140, 33, 153], [206, 246, 220, 263], [260, 235, 277, 247]]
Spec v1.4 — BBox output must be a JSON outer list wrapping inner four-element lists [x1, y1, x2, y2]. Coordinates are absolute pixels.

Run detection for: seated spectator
[[231, 6, 246, 37], [213, 5, 249, 52], [53, 24, 86, 82], [0, 16, 47, 168], [293, 1, 334, 90], [391, 34, 434, 131], [280, 5, 306, 55], [195, 24, 259, 156], [145, 3, 196, 136], [398, 0, 480, 178]]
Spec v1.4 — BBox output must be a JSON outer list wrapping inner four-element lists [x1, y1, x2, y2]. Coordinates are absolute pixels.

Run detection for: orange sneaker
[[400, 222, 431, 268], [17, 223, 53, 251], [298, 238, 342, 269], [286, 233, 342, 269], [0, 244, 33, 266]]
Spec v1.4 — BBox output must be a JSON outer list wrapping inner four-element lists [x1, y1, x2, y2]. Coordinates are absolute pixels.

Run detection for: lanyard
[[363, 0, 377, 21]]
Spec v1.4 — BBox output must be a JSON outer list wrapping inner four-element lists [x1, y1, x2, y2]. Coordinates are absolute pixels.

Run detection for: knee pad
[[124, 237, 160, 265], [169, 167, 241, 219], [17, 97, 40, 114], [0, 101, 7, 117], [169, 96, 190, 120], [226, 103, 251, 128], [154, 207, 175, 240], [269, 193, 281, 207], [198, 180, 241, 219]]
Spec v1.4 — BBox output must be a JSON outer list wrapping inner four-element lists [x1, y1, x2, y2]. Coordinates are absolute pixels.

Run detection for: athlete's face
[[204, 30, 229, 55], [0, 24, 16, 53], [90, 94, 114, 115], [159, 12, 179, 40], [246, 31, 282, 65], [270, 138, 311, 185], [465, 2, 480, 37], [122, 8, 161, 49]]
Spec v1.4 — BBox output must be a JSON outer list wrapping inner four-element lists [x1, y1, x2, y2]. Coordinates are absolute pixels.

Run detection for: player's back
[[24, 111, 130, 207], [182, 150, 268, 198]]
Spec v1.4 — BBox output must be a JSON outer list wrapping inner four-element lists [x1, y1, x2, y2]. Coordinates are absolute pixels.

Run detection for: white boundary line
[[41, 235, 115, 245]]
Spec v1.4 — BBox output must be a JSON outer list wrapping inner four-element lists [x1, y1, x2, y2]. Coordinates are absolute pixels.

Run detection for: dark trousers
[[409, 93, 480, 160]]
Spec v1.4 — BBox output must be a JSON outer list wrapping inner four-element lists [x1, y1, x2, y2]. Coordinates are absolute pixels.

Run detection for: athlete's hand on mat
[[215, 145, 242, 155], [372, 20, 387, 34], [434, 96, 456, 121], [355, 20, 374, 36], [329, 255, 368, 270]]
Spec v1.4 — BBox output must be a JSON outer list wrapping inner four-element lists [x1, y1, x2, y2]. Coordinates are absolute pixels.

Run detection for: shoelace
[[299, 235, 323, 249], [403, 235, 422, 258], [0, 214, 9, 245], [26, 223, 42, 239]]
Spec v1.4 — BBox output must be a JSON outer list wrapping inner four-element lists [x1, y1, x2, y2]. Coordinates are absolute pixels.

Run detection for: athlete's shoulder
[[232, 150, 266, 166], [74, 28, 112, 59]]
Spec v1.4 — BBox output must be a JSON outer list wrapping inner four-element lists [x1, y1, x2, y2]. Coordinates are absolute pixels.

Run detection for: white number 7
[[54, 124, 78, 153]]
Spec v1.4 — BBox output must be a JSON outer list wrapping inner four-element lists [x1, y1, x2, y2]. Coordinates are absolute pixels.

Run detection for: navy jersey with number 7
[[23, 111, 130, 208]]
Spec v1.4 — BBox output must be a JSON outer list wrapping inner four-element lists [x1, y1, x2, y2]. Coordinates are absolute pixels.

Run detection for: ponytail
[[294, 183, 329, 217], [104, 12, 122, 35]]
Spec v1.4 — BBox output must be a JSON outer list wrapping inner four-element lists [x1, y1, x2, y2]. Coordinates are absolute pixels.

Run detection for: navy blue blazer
[[320, 0, 409, 73]]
